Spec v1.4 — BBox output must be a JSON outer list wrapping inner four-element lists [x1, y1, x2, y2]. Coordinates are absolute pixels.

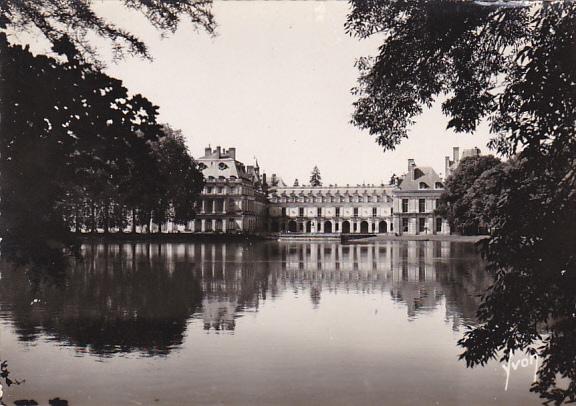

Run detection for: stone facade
[[191, 146, 268, 233], [191, 146, 451, 236], [267, 158, 450, 235], [392, 159, 450, 235], [268, 184, 395, 234]]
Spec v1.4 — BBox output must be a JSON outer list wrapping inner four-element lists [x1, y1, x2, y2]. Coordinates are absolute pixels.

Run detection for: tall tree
[[0, 34, 164, 267], [346, 1, 576, 402], [437, 155, 501, 235], [0, 1, 215, 270], [149, 125, 204, 231], [310, 166, 322, 187]]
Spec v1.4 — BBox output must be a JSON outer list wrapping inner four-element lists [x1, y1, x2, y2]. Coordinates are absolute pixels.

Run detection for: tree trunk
[[91, 202, 97, 233], [103, 202, 109, 234], [75, 206, 81, 234], [131, 209, 137, 234]]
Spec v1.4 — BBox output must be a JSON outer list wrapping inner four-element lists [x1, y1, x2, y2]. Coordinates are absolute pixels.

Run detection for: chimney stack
[[453, 147, 460, 163], [204, 147, 212, 157], [228, 147, 236, 159], [216, 146, 221, 157], [445, 156, 451, 180], [408, 159, 416, 180]]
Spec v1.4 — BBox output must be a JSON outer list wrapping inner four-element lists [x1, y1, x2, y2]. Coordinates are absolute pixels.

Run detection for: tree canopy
[[0, 34, 204, 271], [437, 155, 502, 235], [310, 166, 322, 187], [347, 1, 576, 403], [0, 1, 214, 272], [0, 0, 215, 64]]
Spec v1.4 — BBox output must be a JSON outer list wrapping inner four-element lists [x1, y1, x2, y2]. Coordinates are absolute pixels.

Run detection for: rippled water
[[0, 241, 541, 405]]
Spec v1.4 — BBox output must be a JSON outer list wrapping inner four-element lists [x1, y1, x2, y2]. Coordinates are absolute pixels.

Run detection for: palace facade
[[267, 158, 449, 235], [189, 145, 451, 235], [191, 146, 268, 233]]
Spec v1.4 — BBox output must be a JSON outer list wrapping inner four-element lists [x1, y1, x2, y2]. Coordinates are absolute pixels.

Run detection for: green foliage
[[347, 1, 576, 402], [0, 0, 215, 64], [149, 125, 205, 228], [0, 0, 213, 270], [310, 166, 322, 187], [0, 35, 203, 270], [438, 155, 501, 235], [346, 0, 529, 151]]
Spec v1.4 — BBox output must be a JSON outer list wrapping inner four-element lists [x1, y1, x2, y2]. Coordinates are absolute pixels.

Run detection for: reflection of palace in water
[[181, 241, 489, 327], [0, 241, 489, 356]]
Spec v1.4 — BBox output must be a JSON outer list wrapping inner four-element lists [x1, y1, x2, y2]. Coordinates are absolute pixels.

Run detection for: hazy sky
[[96, 1, 493, 185]]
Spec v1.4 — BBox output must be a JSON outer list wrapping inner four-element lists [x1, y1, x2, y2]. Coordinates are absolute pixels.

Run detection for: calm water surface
[[0, 241, 541, 405]]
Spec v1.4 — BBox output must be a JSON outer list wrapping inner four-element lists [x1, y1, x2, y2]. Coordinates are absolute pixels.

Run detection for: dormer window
[[419, 182, 429, 189], [435, 182, 444, 189], [218, 162, 228, 170], [198, 163, 207, 170]]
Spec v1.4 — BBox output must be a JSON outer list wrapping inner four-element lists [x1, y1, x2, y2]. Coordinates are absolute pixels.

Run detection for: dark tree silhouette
[[149, 125, 205, 231], [0, 36, 153, 267], [0, 0, 215, 64], [347, 1, 576, 403], [310, 166, 322, 187], [0, 1, 213, 271], [437, 155, 501, 235]]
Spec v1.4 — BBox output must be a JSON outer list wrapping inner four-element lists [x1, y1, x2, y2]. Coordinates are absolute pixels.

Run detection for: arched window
[[435, 182, 444, 189], [419, 182, 429, 189]]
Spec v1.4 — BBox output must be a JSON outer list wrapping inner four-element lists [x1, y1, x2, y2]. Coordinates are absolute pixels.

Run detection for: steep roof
[[397, 166, 443, 191]]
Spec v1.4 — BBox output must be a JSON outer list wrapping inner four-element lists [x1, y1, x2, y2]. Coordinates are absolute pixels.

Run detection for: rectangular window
[[299, 207, 304, 217], [353, 208, 358, 217], [335, 207, 340, 217], [372, 207, 377, 217], [402, 199, 409, 213], [435, 199, 440, 209], [419, 218, 426, 232], [317, 207, 321, 217], [402, 218, 409, 232], [206, 187, 212, 194], [281, 207, 286, 217], [419, 199, 426, 213], [217, 187, 223, 194], [436, 217, 443, 233]]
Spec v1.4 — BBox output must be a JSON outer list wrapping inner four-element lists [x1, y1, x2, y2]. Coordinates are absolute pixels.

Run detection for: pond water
[[0, 241, 541, 405]]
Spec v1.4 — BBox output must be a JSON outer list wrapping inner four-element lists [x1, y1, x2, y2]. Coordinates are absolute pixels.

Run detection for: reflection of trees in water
[[0, 243, 204, 356], [0, 241, 488, 355]]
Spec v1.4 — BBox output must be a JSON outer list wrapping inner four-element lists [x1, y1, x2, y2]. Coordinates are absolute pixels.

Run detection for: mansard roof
[[397, 166, 443, 191]]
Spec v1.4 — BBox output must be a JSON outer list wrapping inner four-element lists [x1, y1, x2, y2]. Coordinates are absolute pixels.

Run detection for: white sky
[[99, 2, 492, 185]]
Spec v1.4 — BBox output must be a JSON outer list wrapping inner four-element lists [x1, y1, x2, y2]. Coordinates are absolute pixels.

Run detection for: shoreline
[[76, 232, 488, 244], [347, 234, 488, 243]]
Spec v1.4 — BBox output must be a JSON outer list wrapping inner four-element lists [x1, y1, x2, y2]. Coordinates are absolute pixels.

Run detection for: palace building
[[268, 184, 395, 234], [190, 145, 451, 236], [191, 146, 268, 233], [392, 159, 449, 235]]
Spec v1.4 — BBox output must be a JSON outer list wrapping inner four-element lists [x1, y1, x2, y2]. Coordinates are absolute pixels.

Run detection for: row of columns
[[201, 199, 229, 214]]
